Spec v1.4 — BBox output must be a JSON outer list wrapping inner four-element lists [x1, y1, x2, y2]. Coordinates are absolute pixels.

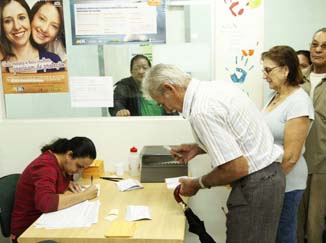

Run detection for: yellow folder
[[105, 221, 137, 238]]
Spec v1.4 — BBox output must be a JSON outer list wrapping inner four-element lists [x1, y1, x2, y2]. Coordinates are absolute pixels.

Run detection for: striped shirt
[[182, 79, 282, 174], [11, 152, 71, 237]]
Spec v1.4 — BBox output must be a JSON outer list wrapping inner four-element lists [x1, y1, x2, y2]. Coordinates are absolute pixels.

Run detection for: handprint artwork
[[226, 55, 254, 84]]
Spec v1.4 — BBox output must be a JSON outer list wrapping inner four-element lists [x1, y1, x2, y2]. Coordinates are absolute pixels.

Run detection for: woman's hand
[[68, 181, 82, 193], [83, 185, 98, 200]]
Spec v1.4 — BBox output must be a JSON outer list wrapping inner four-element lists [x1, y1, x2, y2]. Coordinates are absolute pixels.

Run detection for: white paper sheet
[[70, 76, 113, 107], [165, 176, 189, 189], [125, 205, 152, 221], [116, 179, 143, 192], [35, 200, 100, 229]]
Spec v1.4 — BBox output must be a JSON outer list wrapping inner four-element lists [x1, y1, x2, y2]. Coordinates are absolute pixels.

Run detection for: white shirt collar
[[182, 79, 200, 118]]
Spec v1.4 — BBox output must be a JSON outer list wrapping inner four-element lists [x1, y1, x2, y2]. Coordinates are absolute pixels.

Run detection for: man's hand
[[116, 109, 131, 116], [68, 181, 82, 193], [171, 144, 205, 164], [179, 177, 201, 197]]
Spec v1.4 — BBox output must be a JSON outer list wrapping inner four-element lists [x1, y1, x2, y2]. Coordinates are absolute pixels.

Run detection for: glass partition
[[2, 0, 213, 119]]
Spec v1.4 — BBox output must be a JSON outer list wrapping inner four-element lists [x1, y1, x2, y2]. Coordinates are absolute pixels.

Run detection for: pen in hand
[[91, 175, 93, 186]]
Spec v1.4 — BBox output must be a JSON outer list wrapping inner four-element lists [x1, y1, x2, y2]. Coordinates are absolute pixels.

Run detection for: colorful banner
[[1, 0, 68, 94], [70, 0, 166, 45]]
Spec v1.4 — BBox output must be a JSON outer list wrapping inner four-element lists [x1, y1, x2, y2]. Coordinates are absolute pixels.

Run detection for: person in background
[[296, 50, 311, 73], [10, 137, 98, 242], [142, 64, 285, 243], [0, 0, 63, 73], [261, 46, 314, 243], [297, 27, 326, 243], [109, 54, 167, 116], [30, 0, 66, 62]]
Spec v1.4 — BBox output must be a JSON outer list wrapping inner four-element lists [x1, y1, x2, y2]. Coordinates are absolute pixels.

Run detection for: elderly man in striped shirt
[[142, 64, 285, 243]]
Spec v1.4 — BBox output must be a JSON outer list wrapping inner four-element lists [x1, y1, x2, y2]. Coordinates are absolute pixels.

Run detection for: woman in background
[[261, 45, 314, 243], [296, 50, 311, 72], [30, 0, 66, 62]]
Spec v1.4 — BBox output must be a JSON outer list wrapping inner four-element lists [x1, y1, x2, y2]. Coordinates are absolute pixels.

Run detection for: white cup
[[114, 163, 124, 176]]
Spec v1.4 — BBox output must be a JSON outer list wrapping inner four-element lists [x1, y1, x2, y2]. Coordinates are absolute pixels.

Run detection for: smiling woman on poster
[[0, 0, 64, 73], [30, 0, 66, 62]]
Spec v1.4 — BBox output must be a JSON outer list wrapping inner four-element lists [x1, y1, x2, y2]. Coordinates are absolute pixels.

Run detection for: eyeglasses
[[262, 66, 281, 74], [310, 42, 326, 51]]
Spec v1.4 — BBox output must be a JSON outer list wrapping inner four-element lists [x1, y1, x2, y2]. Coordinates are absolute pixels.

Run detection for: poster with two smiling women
[[0, 0, 68, 94]]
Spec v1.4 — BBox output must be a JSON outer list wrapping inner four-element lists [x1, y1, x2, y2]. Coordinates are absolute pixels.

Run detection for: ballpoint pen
[[100, 176, 123, 182]]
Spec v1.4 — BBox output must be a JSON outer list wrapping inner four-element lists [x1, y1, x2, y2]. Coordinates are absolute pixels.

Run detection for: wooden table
[[18, 177, 186, 243]]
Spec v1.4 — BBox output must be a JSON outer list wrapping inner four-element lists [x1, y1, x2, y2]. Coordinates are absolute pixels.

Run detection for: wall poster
[[0, 0, 68, 94], [70, 0, 166, 45]]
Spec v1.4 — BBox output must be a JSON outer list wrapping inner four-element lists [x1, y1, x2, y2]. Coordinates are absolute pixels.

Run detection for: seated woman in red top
[[11, 137, 98, 241]]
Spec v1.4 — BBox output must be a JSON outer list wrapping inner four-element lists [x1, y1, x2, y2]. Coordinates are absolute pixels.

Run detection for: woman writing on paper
[[11, 137, 98, 242]]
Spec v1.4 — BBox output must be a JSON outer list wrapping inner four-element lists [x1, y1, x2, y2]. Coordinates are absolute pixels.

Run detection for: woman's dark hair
[[41, 137, 96, 159], [262, 45, 304, 85], [30, 0, 65, 49], [296, 50, 312, 65], [0, 0, 33, 58], [130, 54, 151, 71]]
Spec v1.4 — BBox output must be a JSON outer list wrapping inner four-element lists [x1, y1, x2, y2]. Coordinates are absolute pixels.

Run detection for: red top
[[11, 151, 71, 237]]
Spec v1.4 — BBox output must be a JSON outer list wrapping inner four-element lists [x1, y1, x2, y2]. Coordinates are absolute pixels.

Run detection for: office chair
[[0, 174, 21, 239], [0, 174, 59, 243]]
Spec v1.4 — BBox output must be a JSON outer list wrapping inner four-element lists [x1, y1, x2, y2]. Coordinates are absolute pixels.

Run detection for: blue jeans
[[276, 190, 304, 243]]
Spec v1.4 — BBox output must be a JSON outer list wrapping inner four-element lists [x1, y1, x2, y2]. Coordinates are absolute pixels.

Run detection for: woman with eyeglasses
[[10, 137, 98, 242], [261, 45, 314, 243]]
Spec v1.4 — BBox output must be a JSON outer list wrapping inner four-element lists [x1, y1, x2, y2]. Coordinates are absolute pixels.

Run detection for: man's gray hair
[[142, 64, 191, 97], [314, 27, 326, 36]]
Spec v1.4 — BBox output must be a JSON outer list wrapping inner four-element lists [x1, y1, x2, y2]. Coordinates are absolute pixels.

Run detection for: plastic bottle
[[128, 146, 140, 176]]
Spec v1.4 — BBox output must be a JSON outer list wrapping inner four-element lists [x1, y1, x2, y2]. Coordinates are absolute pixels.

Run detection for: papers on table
[[125, 205, 152, 221], [165, 176, 189, 189], [116, 179, 143, 192], [35, 200, 100, 229]]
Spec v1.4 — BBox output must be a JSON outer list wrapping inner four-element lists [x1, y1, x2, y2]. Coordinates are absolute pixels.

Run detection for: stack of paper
[[125, 205, 152, 221], [116, 179, 143, 192], [35, 200, 100, 229]]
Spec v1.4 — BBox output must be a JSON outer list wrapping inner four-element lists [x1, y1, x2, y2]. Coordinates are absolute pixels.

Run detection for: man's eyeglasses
[[262, 66, 281, 74], [310, 42, 326, 51]]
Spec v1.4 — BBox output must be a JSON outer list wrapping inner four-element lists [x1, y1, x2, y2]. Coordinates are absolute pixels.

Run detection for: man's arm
[[202, 156, 249, 186], [179, 156, 249, 196]]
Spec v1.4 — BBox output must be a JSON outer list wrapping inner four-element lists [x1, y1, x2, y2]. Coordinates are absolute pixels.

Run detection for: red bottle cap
[[130, 147, 138, 153]]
